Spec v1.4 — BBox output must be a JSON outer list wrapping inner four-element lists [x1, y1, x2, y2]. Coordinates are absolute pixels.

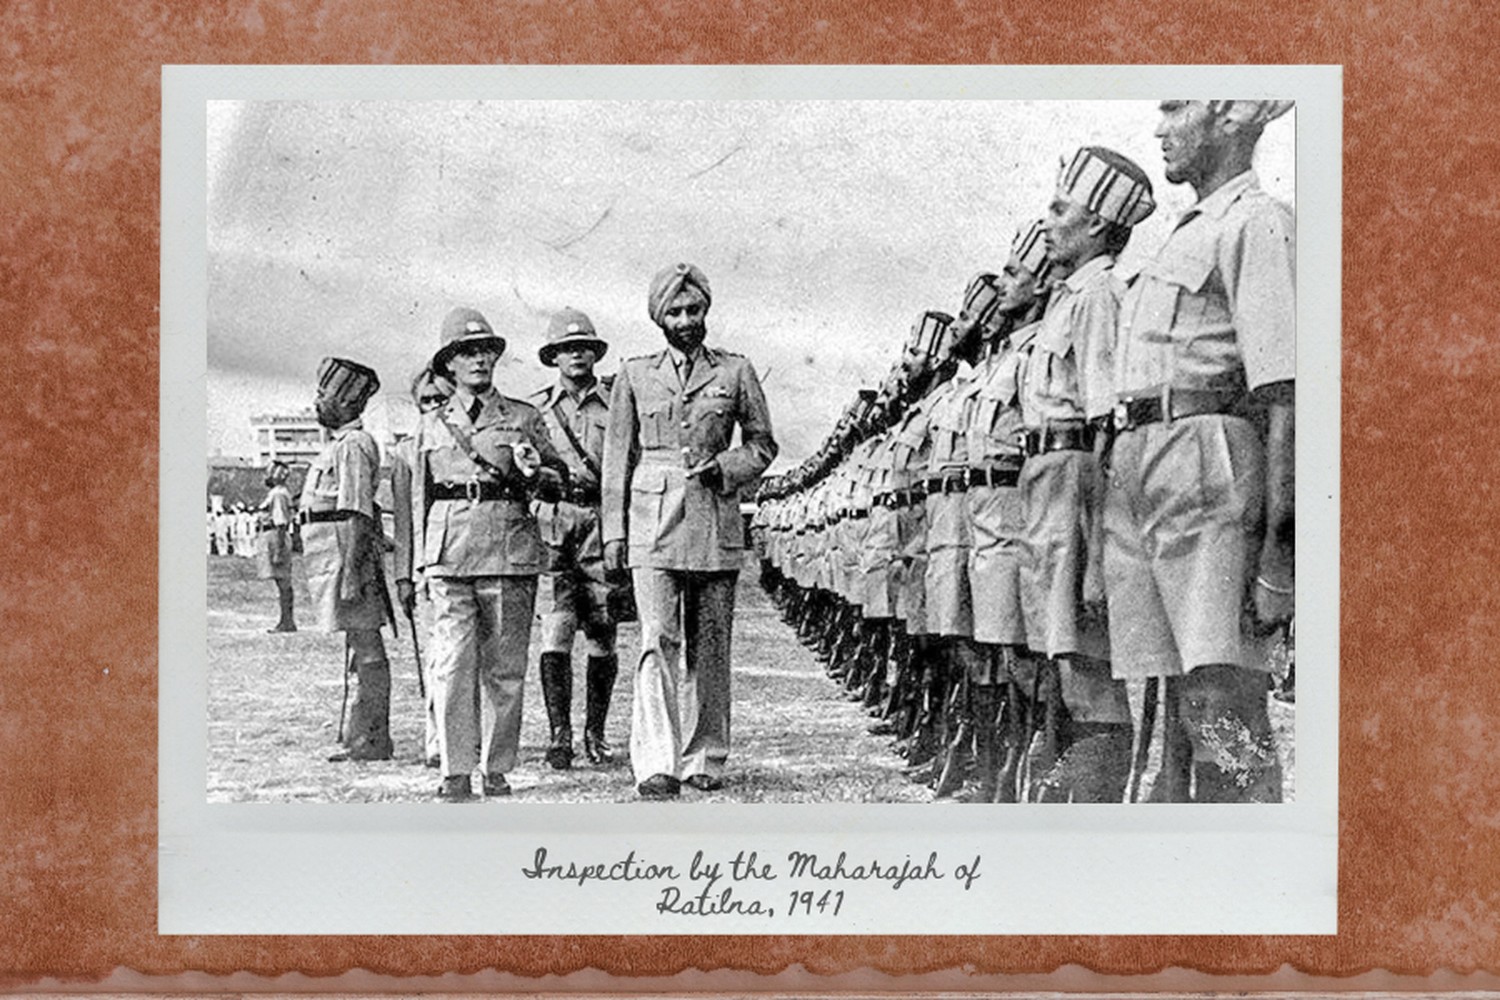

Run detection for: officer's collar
[[451, 385, 498, 411], [660, 343, 712, 370], [546, 377, 605, 408], [1058, 253, 1116, 293], [1184, 168, 1260, 225], [332, 417, 364, 438]]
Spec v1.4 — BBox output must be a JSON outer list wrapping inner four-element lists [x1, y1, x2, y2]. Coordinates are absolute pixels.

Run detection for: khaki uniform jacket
[[397, 390, 567, 580], [602, 346, 778, 571]]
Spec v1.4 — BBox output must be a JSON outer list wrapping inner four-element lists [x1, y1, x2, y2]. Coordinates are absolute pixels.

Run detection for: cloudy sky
[[207, 99, 1293, 469]]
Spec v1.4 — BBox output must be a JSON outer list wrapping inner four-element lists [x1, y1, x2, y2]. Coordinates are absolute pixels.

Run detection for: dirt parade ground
[[207, 552, 1293, 804]]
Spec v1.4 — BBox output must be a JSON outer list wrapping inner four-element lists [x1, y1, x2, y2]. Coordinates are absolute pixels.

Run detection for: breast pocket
[[628, 462, 670, 550], [639, 404, 671, 448], [1147, 251, 1224, 333]]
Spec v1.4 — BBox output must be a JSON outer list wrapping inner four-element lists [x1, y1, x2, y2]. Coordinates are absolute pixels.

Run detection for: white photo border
[[161, 64, 1340, 935]]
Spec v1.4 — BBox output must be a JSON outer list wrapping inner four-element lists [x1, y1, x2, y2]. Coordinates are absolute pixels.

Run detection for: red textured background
[[2, 0, 1497, 988]]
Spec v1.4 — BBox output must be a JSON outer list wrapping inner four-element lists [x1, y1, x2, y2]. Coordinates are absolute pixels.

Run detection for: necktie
[[467, 397, 482, 424]]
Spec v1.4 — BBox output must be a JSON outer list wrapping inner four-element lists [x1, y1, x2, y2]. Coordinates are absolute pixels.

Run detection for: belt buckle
[[1113, 400, 1133, 433], [464, 479, 481, 502]]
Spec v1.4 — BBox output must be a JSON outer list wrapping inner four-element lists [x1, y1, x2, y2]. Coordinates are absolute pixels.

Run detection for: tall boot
[[538, 651, 574, 770], [582, 654, 619, 765], [958, 684, 1001, 803], [1147, 677, 1193, 802], [1025, 659, 1069, 802], [340, 629, 393, 761], [1066, 721, 1134, 803], [994, 674, 1024, 803], [269, 579, 297, 632]]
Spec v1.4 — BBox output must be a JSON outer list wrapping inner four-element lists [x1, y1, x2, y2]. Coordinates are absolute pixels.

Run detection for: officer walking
[[531, 308, 626, 770], [401, 307, 570, 802], [300, 357, 395, 762], [601, 263, 779, 799], [1105, 100, 1295, 802]]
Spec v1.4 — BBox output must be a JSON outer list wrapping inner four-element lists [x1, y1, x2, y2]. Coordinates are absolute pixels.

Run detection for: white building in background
[[250, 410, 328, 467]]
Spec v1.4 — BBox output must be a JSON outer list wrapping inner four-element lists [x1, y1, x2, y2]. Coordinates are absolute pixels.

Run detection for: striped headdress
[[961, 272, 1002, 329], [1010, 219, 1051, 280], [1057, 146, 1156, 228], [316, 357, 380, 409]]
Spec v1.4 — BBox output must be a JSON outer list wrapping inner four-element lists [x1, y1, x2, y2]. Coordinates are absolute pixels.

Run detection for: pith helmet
[[433, 306, 506, 376], [539, 307, 609, 367]]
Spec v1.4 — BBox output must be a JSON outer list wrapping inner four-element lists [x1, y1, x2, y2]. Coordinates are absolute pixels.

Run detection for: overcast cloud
[[206, 99, 1293, 467]]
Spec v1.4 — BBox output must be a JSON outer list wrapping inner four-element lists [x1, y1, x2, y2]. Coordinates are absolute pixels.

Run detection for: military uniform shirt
[[1116, 169, 1296, 395], [1021, 254, 1122, 425], [968, 326, 1035, 462], [533, 379, 609, 486], [301, 421, 378, 518], [419, 388, 562, 577]]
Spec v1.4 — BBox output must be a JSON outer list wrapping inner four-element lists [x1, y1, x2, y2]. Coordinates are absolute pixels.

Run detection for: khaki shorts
[[966, 484, 1028, 646], [1019, 450, 1109, 661], [536, 501, 616, 636], [923, 491, 973, 638], [1104, 415, 1266, 679], [860, 505, 900, 619]]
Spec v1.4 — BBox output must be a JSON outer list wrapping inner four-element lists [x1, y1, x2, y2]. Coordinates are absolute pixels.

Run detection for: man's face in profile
[[1155, 100, 1220, 186]]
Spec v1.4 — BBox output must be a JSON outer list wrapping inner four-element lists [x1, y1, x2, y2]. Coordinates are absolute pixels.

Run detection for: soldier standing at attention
[[392, 364, 455, 769], [1106, 101, 1295, 803], [1019, 149, 1155, 802], [300, 358, 394, 762], [531, 308, 624, 770], [404, 307, 570, 802], [257, 460, 297, 633], [601, 263, 779, 800]]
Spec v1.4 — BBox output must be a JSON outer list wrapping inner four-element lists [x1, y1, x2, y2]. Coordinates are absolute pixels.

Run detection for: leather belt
[[966, 465, 1021, 488], [299, 509, 352, 525], [1021, 425, 1095, 456], [1113, 388, 1240, 432], [848, 509, 870, 520], [430, 481, 529, 502], [926, 473, 968, 495], [561, 485, 602, 506]]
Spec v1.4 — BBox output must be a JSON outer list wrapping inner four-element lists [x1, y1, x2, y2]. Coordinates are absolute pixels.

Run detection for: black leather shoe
[[636, 774, 681, 799], [545, 742, 574, 770], [684, 774, 723, 792], [437, 775, 475, 802], [482, 773, 512, 798], [583, 731, 616, 765]]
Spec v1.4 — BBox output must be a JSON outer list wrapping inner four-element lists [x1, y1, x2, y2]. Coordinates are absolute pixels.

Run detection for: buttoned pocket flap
[[1147, 250, 1216, 293], [631, 463, 669, 494]]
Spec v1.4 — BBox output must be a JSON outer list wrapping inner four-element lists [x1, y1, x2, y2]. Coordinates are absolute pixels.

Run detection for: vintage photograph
[[204, 97, 1296, 807]]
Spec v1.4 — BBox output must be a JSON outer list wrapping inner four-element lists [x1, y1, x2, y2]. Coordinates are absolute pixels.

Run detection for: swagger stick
[[406, 604, 426, 700], [337, 635, 352, 743]]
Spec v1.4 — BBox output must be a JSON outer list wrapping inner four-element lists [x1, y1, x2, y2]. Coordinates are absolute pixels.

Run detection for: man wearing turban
[[602, 263, 779, 799], [1105, 100, 1295, 803]]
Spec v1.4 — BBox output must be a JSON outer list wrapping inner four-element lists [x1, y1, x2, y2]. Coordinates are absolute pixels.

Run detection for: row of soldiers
[[752, 100, 1296, 804], [292, 262, 776, 802]]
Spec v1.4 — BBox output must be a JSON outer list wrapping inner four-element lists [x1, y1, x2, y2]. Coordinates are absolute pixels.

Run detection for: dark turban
[[647, 262, 712, 326]]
